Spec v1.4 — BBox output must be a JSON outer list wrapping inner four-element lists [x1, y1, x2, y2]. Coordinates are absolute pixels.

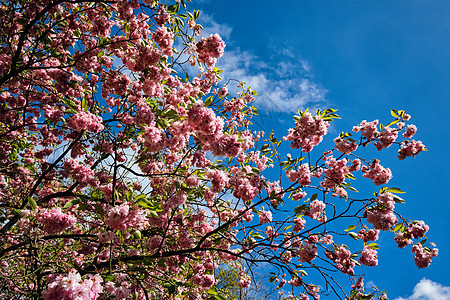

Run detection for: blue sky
[[192, 0, 450, 299]]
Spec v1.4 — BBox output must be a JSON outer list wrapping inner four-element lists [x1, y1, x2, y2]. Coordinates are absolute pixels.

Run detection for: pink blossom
[[412, 243, 438, 269], [403, 124, 417, 138], [359, 246, 378, 266], [366, 209, 397, 231], [67, 111, 104, 133], [286, 163, 311, 186], [152, 26, 174, 56], [334, 137, 358, 154], [362, 159, 392, 186], [375, 127, 398, 150], [397, 140, 426, 160], [309, 200, 325, 220], [407, 220, 429, 239], [284, 113, 330, 152], [259, 210, 272, 224], [292, 191, 307, 201], [321, 157, 349, 189], [297, 243, 318, 262], [293, 217, 305, 233], [353, 120, 378, 139], [196, 34, 226, 66], [358, 229, 379, 243], [42, 270, 103, 300], [238, 275, 251, 288], [377, 192, 395, 210], [394, 232, 411, 248], [36, 207, 76, 234]]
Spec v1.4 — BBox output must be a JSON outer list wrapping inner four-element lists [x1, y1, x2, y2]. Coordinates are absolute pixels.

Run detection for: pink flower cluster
[[104, 203, 148, 232], [232, 173, 261, 202], [238, 273, 251, 288], [210, 134, 242, 158], [334, 137, 358, 154], [377, 192, 395, 210], [375, 127, 398, 150], [293, 217, 305, 233], [191, 269, 215, 288], [154, 4, 171, 26], [353, 120, 378, 139], [42, 270, 102, 300], [365, 209, 397, 231], [321, 157, 349, 189], [195, 34, 225, 66], [397, 140, 426, 160], [36, 207, 76, 234], [362, 159, 392, 186], [284, 113, 330, 152], [67, 111, 104, 133], [152, 26, 174, 56], [148, 235, 164, 254], [296, 242, 318, 262], [394, 220, 429, 248], [286, 163, 311, 186], [325, 246, 355, 275], [358, 228, 379, 243], [63, 158, 98, 188], [412, 243, 438, 269], [259, 210, 272, 224], [403, 124, 417, 138], [308, 200, 326, 220], [359, 246, 378, 266], [207, 169, 229, 193]]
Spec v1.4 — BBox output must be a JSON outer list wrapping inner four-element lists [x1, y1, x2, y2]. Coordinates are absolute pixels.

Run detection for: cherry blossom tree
[[0, 0, 437, 299]]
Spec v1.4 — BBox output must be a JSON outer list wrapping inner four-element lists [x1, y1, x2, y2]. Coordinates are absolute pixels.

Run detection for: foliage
[[0, 0, 437, 299]]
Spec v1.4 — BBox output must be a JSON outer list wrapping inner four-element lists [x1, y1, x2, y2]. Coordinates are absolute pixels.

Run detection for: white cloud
[[197, 13, 232, 40], [196, 14, 327, 114], [216, 48, 327, 114], [395, 278, 450, 300]]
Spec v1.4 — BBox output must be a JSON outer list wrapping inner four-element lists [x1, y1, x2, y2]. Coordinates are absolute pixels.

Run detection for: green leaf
[[63, 199, 81, 209], [348, 232, 359, 240], [294, 204, 308, 214], [164, 109, 179, 120], [65, 108, 78, 115], [133, 230, 142, 240], [393, 223, 404, 232], [367, 243, 380, 250], [94, 204, 105, 216], [28, 197, 37, 211], [194, 10, 200, 19], [345, 225, 357, 232], [81, 97, 88, 112], [62, 97, 78, 110], [310, 193, 318, 201], [345, 173, 356, 180], [386, 118, 400, 127], [386, 187, 406, 194], [253, 233, 264, 240], [392, 194, 405, 203], [347, 186, 359, 192], [391, 109, 399, 118], [149, 210, 159, 218], [167, 4, 179, 13], [207, 288, 217, 295], [12, 209, 22, 216], [134, 194, 146, 202], [204, 96, 213, 107], [299, 269, 308, 276]]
